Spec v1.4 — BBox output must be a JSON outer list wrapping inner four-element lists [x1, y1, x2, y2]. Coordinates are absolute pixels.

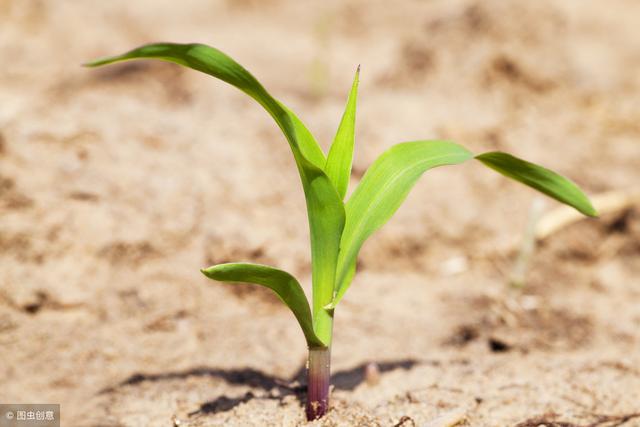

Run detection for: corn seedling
[[86, 43, 597, 420]]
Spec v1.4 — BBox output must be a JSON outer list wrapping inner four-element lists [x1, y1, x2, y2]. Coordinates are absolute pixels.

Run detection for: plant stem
[[306, 347, 331, 420]]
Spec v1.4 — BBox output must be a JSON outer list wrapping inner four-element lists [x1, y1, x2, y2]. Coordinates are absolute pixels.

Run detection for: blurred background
[[1, 1, 639, 426]]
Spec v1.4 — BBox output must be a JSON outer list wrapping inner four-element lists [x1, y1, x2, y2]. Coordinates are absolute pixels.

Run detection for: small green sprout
[[86, 43, 597, 421]]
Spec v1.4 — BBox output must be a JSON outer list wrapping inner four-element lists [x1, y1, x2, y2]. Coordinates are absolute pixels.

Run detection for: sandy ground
[[1, 0, 640, 426]]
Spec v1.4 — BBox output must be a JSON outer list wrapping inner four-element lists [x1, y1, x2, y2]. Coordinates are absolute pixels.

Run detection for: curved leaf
[[328, 141, 473, 308], [476, 152, 597, 217], [202, 263, 326, 349], [325, 67, 360, 199], [86, 43, 345, 344], [85, 43, 326, 168]]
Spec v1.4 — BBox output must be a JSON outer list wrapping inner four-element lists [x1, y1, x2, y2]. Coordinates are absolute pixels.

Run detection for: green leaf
[[328, 141, 473, 308], [202, 263, 325, 349], [325, 67, 360, 199], [85, 43, 326, 168], [475, 152, 597, 217], [86, 43, 345, 345]]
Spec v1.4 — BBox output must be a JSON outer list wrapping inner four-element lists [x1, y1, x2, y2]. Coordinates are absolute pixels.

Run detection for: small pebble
[[440, 255, 468, 276], [365, 362, 380, 386], [520, 295, 540, 311]]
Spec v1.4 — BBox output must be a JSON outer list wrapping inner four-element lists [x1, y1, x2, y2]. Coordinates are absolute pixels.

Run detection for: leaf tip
[[83, 57, 113, 68], [584, 204, 599, 218]]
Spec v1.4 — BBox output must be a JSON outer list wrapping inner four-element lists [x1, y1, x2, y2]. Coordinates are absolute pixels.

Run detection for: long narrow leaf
[[325, 67, 360, 199], [86, 43, 345, 343], [476, 152, 597, 217], [202, 263, 325, 348], [85, 43, 326, 168], [328, 141, 473, 308]]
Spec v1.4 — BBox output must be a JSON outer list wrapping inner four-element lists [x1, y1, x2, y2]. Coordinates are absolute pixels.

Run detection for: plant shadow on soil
[[100, 359, 419, 416]]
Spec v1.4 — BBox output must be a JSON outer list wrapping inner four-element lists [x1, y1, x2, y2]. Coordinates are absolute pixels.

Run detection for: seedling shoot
[[86, 43, 597, 421]]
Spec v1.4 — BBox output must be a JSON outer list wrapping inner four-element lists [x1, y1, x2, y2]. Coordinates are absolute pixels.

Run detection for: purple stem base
[[306, 347, 331, 421]]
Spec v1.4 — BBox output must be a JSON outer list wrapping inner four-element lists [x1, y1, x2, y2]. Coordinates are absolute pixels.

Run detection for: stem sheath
[[306, 347, 331, 420]]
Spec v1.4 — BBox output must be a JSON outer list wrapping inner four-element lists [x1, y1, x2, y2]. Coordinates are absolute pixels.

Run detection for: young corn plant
[[86, 43, 597, 421]]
